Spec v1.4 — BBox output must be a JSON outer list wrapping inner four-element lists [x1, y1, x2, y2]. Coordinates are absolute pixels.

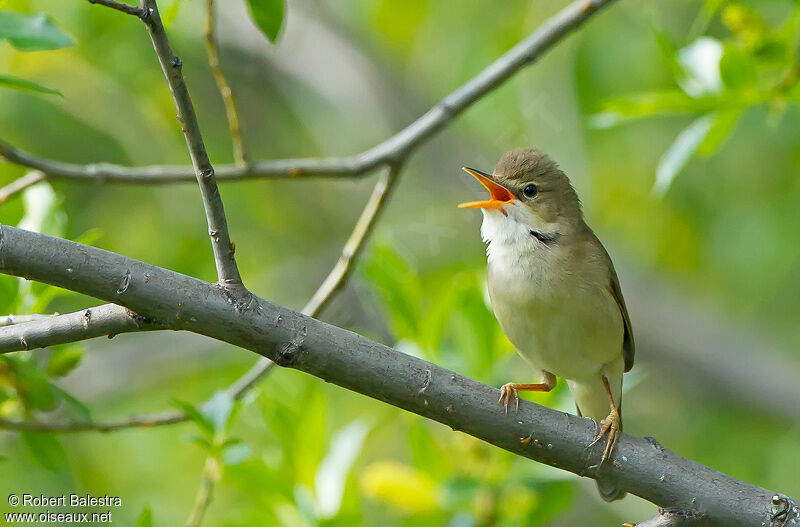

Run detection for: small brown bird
[[459, 148, 634, 501]]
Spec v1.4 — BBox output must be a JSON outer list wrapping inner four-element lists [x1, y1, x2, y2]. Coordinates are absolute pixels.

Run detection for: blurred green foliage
[[1, 0, 799, 526]]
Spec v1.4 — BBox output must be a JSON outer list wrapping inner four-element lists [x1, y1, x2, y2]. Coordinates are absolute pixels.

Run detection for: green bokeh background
[[1, 0, 799, 525]]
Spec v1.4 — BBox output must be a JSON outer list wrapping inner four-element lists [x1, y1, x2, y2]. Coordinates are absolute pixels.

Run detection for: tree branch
[[139, 0, 243, 287], [0, 313, 58, 327], [87, 0, 149, 18], [204, 0, 247, 166], [0, 304, 163, 353], [0, 0, 615, 185], [0, 223, 795, 527]]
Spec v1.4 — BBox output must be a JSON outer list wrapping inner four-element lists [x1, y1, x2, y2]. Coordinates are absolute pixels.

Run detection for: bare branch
[[139, 0, 243, 288], [204, 0, 247, 166], [87, 0, 149, 18], [0, 224, 795, 527], [0, 313, 58, 327], [0, 171, 46, 204], [0, 304, 163, 354], [0, 0, 616, 184]]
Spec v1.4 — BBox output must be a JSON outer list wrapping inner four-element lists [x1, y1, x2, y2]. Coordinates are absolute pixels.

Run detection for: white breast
[[481, 207, 623, 382]]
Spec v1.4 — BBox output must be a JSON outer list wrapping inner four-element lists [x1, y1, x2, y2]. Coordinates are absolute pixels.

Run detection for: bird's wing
[[608, 264, 635, 372]]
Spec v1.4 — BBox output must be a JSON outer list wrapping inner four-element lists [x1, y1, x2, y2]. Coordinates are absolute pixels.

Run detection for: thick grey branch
[[0, 0, 615, 184], [0, 304, 162, 353], [0, 223, 794, 527], [139, 0, 242, 287]]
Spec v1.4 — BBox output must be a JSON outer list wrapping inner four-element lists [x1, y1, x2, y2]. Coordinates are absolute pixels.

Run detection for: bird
[[458, 147, 634, 502]]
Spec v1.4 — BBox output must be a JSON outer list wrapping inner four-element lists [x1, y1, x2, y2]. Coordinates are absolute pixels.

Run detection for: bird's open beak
[[458, 167, 514, 211]]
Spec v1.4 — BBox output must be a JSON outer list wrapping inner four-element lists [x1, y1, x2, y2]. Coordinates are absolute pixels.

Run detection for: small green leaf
[[20, 431, 68, 473], [200, 390, 235, 433], [245, 0, 285, 43], [0, 73, 60, 96], [4, 355, 57, 411], [160, 0, 185, 28], [133, 506, 153, 527], [0, 12, 73, 51], [222, 442, 251, 466], [653, 114, 714, 196], [182, 433, 215, 453], [50, 385, 92, 423], [47, 345, 84, 377], [697, 109, 742, 156], [173, 399, 214, 437], [719, 45, 757, 91]]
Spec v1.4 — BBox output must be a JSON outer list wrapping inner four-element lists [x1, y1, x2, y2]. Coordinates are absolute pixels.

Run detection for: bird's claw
[[498, 383, 520, 416], [588, 407, 621, 463]]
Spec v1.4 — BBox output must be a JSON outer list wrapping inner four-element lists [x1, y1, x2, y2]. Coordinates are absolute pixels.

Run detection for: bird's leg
[[588, 375, 621, 463], [499, 372, 556, 416]]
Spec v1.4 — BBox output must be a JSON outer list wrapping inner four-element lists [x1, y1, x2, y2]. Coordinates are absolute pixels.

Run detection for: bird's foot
[[498, 382, 520, 416], [589, 406, 621, 463]]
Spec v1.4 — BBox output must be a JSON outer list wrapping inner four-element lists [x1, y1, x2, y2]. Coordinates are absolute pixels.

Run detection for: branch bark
[[139, 0, 242, 288], [0, 223, 795, 527], [0, 304, 162, 353], [0, 171, 45, 203], [0, 0, 615, 185]]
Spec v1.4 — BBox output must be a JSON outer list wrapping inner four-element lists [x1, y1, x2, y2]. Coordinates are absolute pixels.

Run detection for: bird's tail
[[595, 478, 627, 502]]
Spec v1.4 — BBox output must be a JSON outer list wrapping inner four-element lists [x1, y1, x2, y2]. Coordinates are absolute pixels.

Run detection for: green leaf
[[0, 73, 60, 96], [0, 12, 73, 51], [173, 399, 215, 437], [245, 0, 285, 43], [363, 245, 421, 339], [20, 431, 68, 473], [182, 432, 215, 453], [719, 45, 757, 91], [133, 506, 153, 527], [46, 344, 84, 377], [222, 442, 252, 466], [50, 385, 92, 423], [160, 0, 185, 28], [697, 109, 742, 156], [653, 114, 715, 196], [3, 355, 57, 411], [200, 390, 235, 433]]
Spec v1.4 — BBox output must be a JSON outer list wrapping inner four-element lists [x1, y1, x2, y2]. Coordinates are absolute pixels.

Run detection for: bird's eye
[[523, 183, 538, 198]]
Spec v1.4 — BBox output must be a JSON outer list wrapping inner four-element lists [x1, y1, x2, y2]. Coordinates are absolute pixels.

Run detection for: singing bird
[[459, 148, 634, 501]]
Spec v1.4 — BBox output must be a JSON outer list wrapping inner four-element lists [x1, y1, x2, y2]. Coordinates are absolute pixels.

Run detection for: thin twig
[[88, 0, 149, 18], [0, 0, 616, 184], [184, 457, 219, 527], [204, 0, 247, 166], [0, 171, 46, 204], [139, 0, 243, 288]]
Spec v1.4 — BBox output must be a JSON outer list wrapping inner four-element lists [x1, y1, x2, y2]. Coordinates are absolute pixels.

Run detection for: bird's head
[[458, 148, 583, 241]]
